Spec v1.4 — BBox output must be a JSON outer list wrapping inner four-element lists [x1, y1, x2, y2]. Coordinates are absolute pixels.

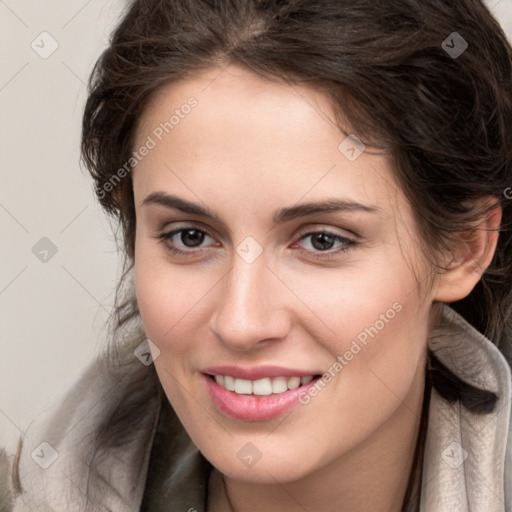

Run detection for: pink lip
[[202, 365, 319, 380], [203, 373, 321, 422]]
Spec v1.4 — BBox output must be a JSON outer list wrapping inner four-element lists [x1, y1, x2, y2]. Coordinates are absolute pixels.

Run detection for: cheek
[[328, 306, 428, 447], [340, 301, 428, 397], [285, 262, 429, 409], [134, 239, 181, 344], [318, 289, 429, 440], [133, 242, 218, 357], [275, 257, 421, 351]]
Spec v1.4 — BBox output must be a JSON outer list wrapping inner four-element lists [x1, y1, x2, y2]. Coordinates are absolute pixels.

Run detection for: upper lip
[[202, 365, 320, 380]]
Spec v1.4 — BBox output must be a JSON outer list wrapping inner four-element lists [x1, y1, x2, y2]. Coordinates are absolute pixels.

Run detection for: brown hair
[[81, 0, 512, 506]]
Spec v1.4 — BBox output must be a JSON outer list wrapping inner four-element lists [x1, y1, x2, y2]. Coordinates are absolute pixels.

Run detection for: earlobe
[[433, 201, 502, 303]]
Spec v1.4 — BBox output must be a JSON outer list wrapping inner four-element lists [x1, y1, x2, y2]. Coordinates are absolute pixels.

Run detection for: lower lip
[[203, 374, 321, 422]]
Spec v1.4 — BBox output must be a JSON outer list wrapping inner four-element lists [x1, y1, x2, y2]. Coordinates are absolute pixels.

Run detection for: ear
[[433, 199, 502, 303]]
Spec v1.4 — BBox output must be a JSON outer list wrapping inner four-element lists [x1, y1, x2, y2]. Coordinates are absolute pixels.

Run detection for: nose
[[209, 253, 292, 352]]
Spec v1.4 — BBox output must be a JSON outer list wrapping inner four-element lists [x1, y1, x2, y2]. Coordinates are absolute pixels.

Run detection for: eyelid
[[158, 222, 357, 245], [292, 223, 358, 242], [159, 219, 212, 233]]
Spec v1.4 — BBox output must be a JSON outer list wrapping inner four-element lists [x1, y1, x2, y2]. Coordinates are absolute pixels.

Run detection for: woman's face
[[132, 63, 435, 483]]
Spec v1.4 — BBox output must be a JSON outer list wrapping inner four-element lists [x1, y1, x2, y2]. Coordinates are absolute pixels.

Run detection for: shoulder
[[1, 346, 162, 511]]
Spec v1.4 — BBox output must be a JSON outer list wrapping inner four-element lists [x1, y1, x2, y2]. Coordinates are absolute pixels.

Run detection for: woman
[[1, 0, 512, 510]]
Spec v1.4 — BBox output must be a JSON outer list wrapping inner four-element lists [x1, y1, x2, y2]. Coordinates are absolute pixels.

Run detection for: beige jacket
[[1, 304, 511, 511]]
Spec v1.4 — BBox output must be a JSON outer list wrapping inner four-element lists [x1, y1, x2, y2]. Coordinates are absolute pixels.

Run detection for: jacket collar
[[420, 305, 511, 511], [13, 356, 163, 511], [11, 304, 511, 511]]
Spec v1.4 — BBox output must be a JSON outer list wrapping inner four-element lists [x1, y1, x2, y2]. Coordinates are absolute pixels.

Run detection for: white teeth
[[287, 376, 301, 389], [213, 375, 316, 395], [234, 378, 252, 394], [272, 376, 288, 394], [252, 378, 273, 396], [223, 375, 235, 391]]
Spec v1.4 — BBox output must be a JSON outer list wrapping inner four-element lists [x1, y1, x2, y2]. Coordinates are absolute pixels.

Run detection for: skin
[[131, 63, 500, 512]]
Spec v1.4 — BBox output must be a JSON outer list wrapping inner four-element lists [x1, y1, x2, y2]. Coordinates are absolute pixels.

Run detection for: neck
[[208, 370, 429, 512]]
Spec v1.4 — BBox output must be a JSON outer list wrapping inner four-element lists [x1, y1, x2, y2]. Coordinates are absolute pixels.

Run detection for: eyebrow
[[140, 191, 381, 225]]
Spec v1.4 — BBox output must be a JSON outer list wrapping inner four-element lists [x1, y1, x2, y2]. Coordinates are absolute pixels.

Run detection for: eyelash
[[155, 225, 356, 261]]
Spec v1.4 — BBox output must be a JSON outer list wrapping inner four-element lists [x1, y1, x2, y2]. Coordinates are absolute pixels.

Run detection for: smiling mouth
[[207, 374, 322, 396]]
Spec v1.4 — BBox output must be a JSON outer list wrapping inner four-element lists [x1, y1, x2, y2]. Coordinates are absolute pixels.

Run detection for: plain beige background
[[1, 0, 512, 451]]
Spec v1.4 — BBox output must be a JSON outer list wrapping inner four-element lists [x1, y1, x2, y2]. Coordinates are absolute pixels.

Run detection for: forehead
[[132, 63, 400, 217], [137, 63, 341, 152]]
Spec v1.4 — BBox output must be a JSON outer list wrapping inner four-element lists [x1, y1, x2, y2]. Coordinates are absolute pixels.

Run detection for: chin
[[199, 436, 327, 484], [211, 456, 312, 484]]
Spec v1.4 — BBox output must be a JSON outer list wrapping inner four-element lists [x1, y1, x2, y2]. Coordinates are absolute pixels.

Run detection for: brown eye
[[297, 230, 354, 253], [308, 232, 337, 251], [157, 226, 216, 257], [177, 229, 206, 248], [296, 230, 356, 259]]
